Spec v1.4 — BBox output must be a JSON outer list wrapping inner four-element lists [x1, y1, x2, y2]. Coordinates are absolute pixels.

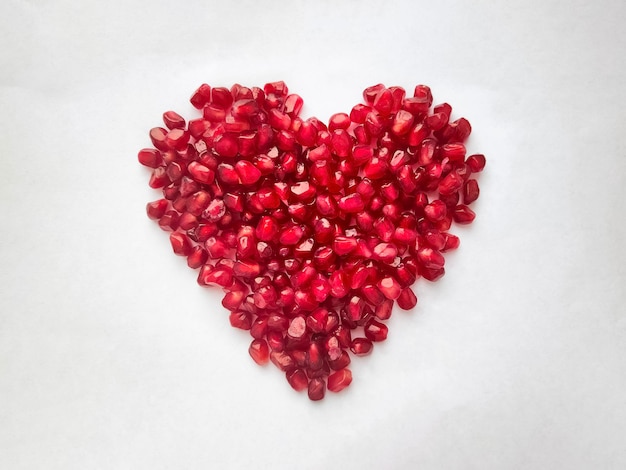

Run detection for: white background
[[1, 1, 625, 469]]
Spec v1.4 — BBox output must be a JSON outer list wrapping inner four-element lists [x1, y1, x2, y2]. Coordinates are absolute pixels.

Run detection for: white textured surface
[[1, 1, 625, 469]]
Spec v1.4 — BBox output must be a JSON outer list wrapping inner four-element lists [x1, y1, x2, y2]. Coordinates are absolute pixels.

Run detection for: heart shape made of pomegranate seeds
[[138, 81, 486, 401]]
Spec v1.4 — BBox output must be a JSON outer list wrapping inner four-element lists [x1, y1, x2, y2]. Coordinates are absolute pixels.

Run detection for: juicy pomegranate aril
[[138, 81, 486, 400]]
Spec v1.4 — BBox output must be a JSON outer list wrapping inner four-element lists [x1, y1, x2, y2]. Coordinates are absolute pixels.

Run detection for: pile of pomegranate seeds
[[138, 81, 485, 401]]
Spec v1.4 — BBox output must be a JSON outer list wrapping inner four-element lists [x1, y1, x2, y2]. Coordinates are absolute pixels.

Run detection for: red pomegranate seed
[[438, 170, 464, 196], [217, 163, 240, 185], [333, 236, 358, 256], [329, 270, 349, 298], [190, 83, 212, 109], [374, 299, 394, 320], [198, 265, 233, 288], [337, 193, 365, 213], [350, 337, 373, 356], [327, 369, 352, 393], [233, 260, 261, 279], [377, 276, 402, 300], [329, 112, 351, 131], [270, 351, 295, 372], [463, 179, 480, 204], [169, 232, 192, 256], [204, 199, 226, 222], [373, 242, 398, 263], [306, 307, 329, 333], [424, 200, 447, 222], [364, 319, 388, 342], [466, 154, 486, 172], [286, 369, 308, 391], [186, 246, 208, 269], [391, 110, 414, 136], [213, 133, 238, 158], [222, 290, 245, 311], [256, 216, 279, 241], [138, 148, 162, 168], [188, 161, 215, 185], [249, 339, 270, 365], [452, 205, 476, 224], [165, 128, 190, 151], [362, 284, 385, 305], [146, 199, 168, 220], [442, 233, 460, 251], [418, 247, 445, 269], [287, 316, 307, 339], [441, 143, 466, 163], [397, 287, 417, 310], [307, 377, 326, 401], [229, 310, 252, 330], [235, 160, 262, 185], [158, 210, 179, 231], [279, 224, 304, 246], [291, 181, 316, 201]]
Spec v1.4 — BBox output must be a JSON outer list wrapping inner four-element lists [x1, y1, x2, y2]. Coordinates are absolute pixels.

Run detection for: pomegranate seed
[[187, 161, 215, 185], [198, 265, 233, 288], [438, 170, 464, 196], [442, 233, 460, 251], [217, 163, 240, 185], [291, 181, 316, 202], [249, 339, 270, 365], [189, 84, 212, 108], [138, 148, 162, 168], [270, 351, 295, 372], [213, 133, 238, 158], [333, 236, 358, 256], [211, 87, 233, 108], [267, 331, 285, 352], [362, 284, 385, 305], [287, 316, 307, 339], [279, 224, 304, 246], [453, 205, 476, 224], [373, 88, 394, 115], [229, 310, 252, 330], [235, 160, 262, 185], [256, 216, 280, 241], [169, 232, 192, 256], [424, 200, 447, 222], [364, 319, 388, 342], [286, 369, 308, 391], [158, 210, 179, 231], [222, 290, 245, 311], [338, 193, 365, 213], [466, 154, 486, 172], [233, 260, 261, 279], [374, 299, 394, 320], [165, 128, 189, 151], [327, 369, 352, 393], [377, 276, 402, 300], [350, 338, 373, 356], [391, 110, 414, 136], [328, 349, 351, 370], [463, 179, 480, 204], [329, 270, 349, 298], [373, 242, 398, 263], [146, 199, 168, 220], [308, 377, 326, 401], [441, 143, 466, 163], [397, 288, 418, 310]]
